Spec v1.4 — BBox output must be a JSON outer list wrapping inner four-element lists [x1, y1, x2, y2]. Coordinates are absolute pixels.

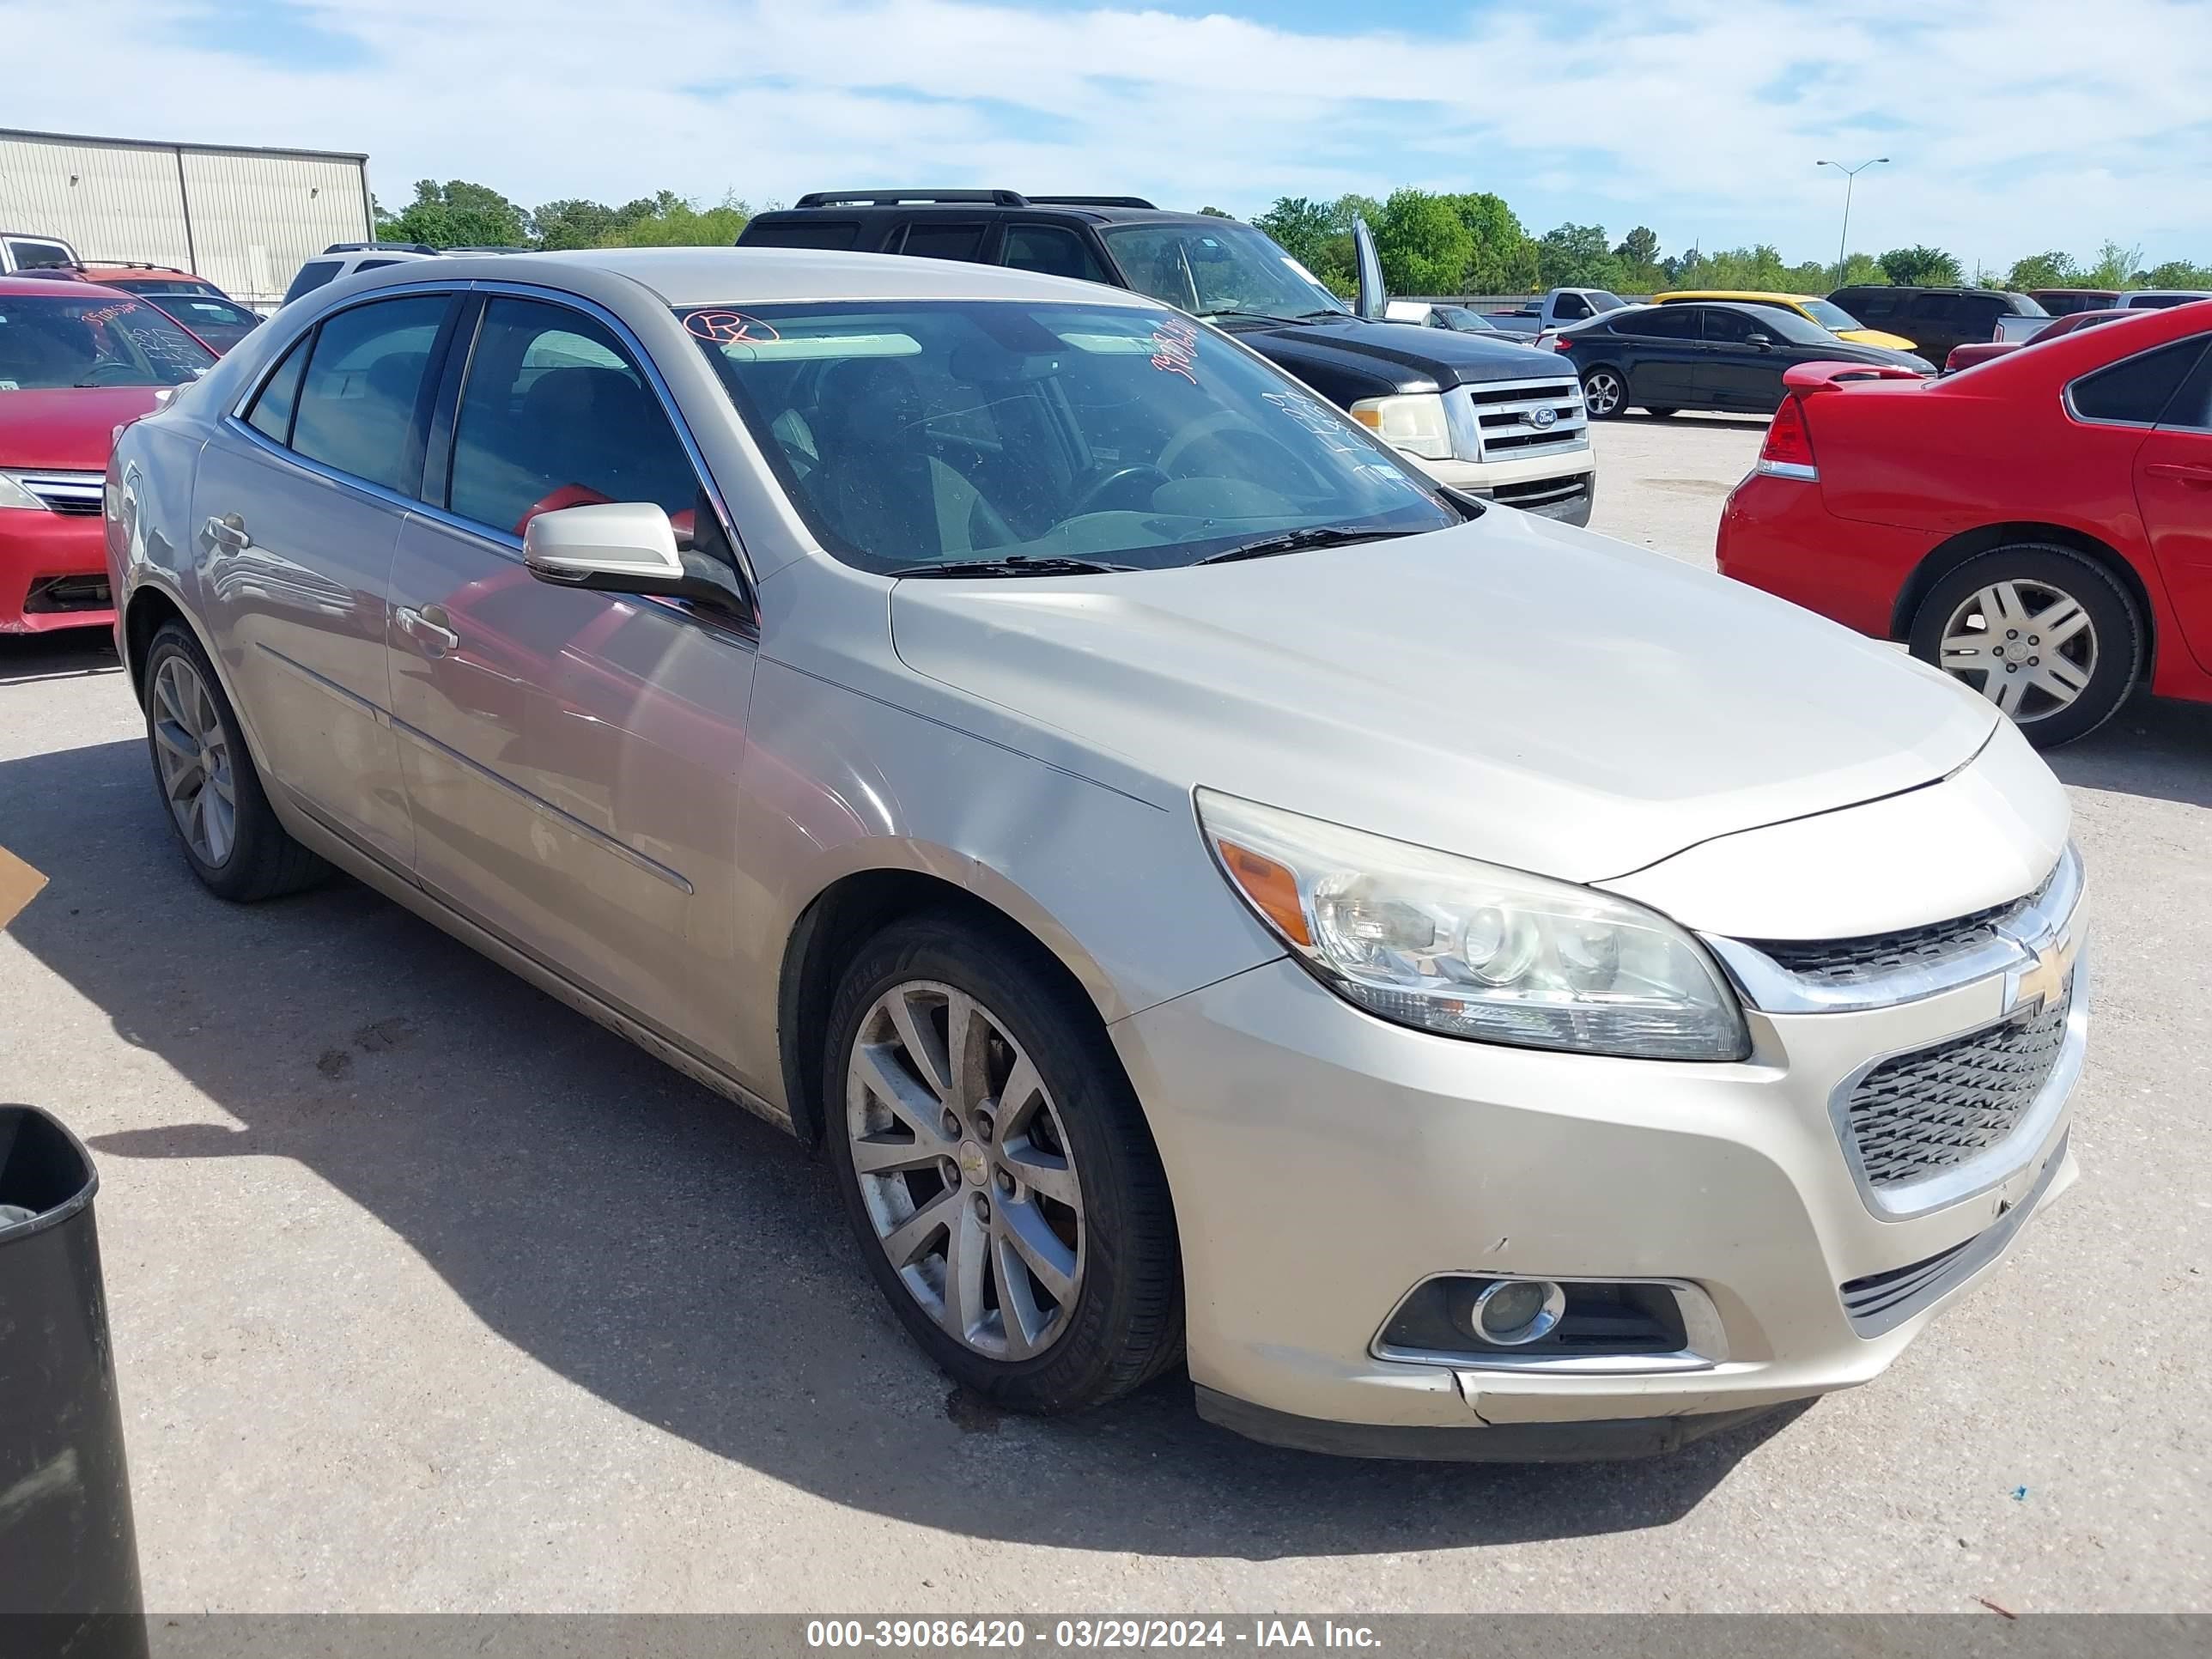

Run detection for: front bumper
[[0, 509, 114, 634], [1407, 449, 1596, 526], [1114, 951, 2081, 1456]]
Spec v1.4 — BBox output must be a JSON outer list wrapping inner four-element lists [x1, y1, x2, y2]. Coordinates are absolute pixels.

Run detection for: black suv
[[738, 190, 1597, 522], [1827, 285, 2048, 362]]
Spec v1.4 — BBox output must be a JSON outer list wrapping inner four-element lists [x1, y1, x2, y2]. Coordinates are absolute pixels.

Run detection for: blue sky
[[12, 0, 2212, 273]]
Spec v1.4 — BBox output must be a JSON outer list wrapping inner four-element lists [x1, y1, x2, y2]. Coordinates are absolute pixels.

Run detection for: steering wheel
[[1068, 463, 1171, 517], [76, 359, 145, 387]]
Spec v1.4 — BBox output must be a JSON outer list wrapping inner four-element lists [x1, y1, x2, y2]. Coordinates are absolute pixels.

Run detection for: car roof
[[1655, 290, 1814, 305], [0, 273, 138, 299], [754, 195, 1220, 230], [336, 246, 1165, 309]]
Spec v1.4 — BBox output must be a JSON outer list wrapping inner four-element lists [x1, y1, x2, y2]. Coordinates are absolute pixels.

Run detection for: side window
[[1555, 293, 1592, 320], [446, 297, 701, 538], [897, 222, 987, 262], [1956, 298, 2003, 337], [2069, 339, 2211, 426], [1000, 225, 1109, 284], [1908, 292, 1954, 322], [245, 334, 310, 443], [1619, 307, 1699, 339], [2163, 343, 2212, 429], [1850, 290, 1898, 319], [355, 258, 403, 273], [7, 240, 75, 270], [744, 219, 861, 251], [283, 260, 342, 302], [1702, 308, 1761, 343], [288, 295, 450, 491]]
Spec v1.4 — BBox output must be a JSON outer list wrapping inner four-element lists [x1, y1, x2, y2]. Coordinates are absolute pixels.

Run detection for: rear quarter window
[[2068, 338, 2211, 426], [744, 219, 863, 251]]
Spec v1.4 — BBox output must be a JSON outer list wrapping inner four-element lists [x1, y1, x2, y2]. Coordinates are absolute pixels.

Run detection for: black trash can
[[0, 1104, 146, 1659]]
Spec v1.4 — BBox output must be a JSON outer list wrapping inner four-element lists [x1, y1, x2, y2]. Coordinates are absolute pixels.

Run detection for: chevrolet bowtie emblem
[[2005, 927, 2077, 1017]]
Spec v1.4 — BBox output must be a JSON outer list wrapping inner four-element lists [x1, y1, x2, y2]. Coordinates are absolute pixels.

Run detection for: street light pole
[[1816, 158, 1889, 286]]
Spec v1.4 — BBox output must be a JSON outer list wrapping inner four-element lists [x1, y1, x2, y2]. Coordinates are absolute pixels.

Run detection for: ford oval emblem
[[1526, 406, 1559, 429]]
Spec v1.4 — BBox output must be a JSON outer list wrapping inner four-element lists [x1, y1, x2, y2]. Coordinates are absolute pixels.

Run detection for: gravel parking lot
[[2, 414, 2207, 1614]]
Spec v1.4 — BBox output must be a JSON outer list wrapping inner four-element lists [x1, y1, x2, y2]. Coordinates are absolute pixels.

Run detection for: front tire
[[1908, 545, 2142, 747], [143, 622, 329, 900], [1642, 405, 1680, 417], [823, 912, 1182, 1413], [1581, 368, 1626, 419]]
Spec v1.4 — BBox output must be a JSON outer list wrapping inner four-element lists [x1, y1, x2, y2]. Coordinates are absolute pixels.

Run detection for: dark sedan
[[1553, 301, 1934, 418]]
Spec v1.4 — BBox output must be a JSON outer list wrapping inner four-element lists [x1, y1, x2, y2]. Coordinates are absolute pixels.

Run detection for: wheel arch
[[1891, 522, 2155, 677], [775, 860, 1124, 1148]]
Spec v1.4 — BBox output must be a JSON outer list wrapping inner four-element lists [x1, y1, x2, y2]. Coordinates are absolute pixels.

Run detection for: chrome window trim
[[1371, 1274, 1727, 1376], [1828, 952, 2087, 1222], [1702, 842, 2081, 1016]]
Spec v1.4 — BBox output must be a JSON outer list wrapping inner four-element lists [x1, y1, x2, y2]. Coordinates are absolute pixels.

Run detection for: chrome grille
[[1752, 867, 2055, 988], [1457, 379, 1586, 461], [9, 471, 106, 515], [1844, 982, 2072, 1189]]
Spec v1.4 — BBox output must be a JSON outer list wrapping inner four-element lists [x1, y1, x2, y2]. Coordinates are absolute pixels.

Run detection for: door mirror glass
[[523, 501, 688, 592]]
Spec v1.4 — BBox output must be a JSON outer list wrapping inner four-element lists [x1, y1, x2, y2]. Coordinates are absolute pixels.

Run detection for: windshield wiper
[[884, 556, 1139, 579], [1194, 526, 1427, 567], [1198, 308, 1315, 327]]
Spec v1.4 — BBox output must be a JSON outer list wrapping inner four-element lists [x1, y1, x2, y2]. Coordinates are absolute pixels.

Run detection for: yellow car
[[1653, 290, 1917, 351]]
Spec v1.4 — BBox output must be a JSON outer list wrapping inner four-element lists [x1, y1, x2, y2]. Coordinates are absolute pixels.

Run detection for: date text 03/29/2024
[[804, 1619, 1382, 1650]]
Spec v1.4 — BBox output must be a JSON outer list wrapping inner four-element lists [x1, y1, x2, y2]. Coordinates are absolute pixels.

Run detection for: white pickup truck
[[1484, 288, 1630, 338], [0, 230, 81, 274]]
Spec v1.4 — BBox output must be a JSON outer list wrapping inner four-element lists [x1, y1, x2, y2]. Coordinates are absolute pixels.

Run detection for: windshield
[[685, 300, 1456, 574], [1585, 291, 1626, 313], [143, 292, 262, 353], [1799, 298, 1863, 331], [0, 294, 216, 388], [1434, 306, 1496, 332], [1741, 306, 1831, 344], [1099, 222, 1347, 324]]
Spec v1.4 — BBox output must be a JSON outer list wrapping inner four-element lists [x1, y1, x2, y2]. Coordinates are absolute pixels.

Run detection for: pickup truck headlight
[[1348, 392, 1454, 462], [1197, 790, 1750, 1061], [0, 472, 48, 511]]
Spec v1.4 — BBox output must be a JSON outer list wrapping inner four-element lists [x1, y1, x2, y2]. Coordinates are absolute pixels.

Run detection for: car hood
[[889, 510, 1998, 885], [1837, 326, 1918, 351], [1231, 316, 1569, 390], [0, 386, 168, 470]]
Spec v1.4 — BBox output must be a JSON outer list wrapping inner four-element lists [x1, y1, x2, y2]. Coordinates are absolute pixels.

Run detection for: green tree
[[530, 197, 653, 251], [596, 191, 751, 247], [1879, 245, 1963, 285], [2138, 258, 2212, 289], [1370, 188, 1474, 295], [376, 179, 530, 247], [1536, 222, 1622, 289], [2006, 250, 2079, 289], [1446, 192, 1537, 293], [1836, 251, 1887, 287], [1252, 197, 1336, 270], [2081, 240, 2144, 288], [1197, 205, 1234, 218]]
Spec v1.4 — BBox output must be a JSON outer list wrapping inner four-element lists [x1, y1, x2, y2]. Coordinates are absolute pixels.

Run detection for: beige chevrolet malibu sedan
[[104, 248, 2086, 1459]]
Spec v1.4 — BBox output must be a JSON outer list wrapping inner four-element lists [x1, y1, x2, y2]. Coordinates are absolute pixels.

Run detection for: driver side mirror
[[522, 501, 733, 610], [1746, 332, 1774, 350]]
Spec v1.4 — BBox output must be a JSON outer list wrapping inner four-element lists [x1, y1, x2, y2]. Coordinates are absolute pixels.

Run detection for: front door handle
[[203, 513, 249, 551], [2145, 461, 2212, 488], [395, 603, 459, 656]]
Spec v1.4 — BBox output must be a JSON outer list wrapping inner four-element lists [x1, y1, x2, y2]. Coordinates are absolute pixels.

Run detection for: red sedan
[[1718, 301, 2212, 746], [0, 276, 214, 634]]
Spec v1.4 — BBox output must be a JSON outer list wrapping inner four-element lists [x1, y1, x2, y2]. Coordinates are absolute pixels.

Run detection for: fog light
[[1468, 1278, 1565, 1346]]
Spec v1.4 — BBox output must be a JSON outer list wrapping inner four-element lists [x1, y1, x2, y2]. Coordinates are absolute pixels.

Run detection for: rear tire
[[1907, 544, 2142, 748], [142, 622, 329, 900], [823, 912, 1182, 1413], [1581, 368, 1626, 419]]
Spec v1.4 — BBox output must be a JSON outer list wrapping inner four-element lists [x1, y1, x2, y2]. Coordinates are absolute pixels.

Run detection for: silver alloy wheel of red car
[[1936, 578, 2097, 723]]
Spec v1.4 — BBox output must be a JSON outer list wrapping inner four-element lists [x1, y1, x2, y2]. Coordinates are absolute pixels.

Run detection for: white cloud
[[7, 0, 2210, 270]]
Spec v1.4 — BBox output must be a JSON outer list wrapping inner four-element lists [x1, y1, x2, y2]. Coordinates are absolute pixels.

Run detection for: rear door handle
[[203, 514, 249, 550], [394, 603, 459, 656], [2145, 461, 2212, 488]]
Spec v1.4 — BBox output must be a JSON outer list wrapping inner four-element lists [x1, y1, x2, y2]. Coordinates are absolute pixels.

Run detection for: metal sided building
[[0, 128, 374, 307]]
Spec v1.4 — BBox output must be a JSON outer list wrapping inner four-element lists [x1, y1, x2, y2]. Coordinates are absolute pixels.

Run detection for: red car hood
[[0, 387, 168, 471]]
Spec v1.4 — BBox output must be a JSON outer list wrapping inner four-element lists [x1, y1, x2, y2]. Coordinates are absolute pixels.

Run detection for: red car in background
[[1943, 308, 2131, 374], [1718, 301, 2212, 746], [17, 263, 264, 355], [0, 276, 216, 633]]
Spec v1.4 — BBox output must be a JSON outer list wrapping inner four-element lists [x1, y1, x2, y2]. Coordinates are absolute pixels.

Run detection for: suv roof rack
[[321, 240, 439, 255], [80, 259, 191, 271], [792, 190, 1035, 209], [1025, 195, 1158, 209]]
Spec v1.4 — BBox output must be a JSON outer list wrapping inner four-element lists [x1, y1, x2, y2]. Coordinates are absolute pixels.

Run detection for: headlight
[[1197, 790, 1750, 1060], [1348, 392, 1454, 462], [0, 472, 47, 511]]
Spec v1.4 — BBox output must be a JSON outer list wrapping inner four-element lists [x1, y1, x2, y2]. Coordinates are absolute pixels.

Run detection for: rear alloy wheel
[[1909, 545, 2142, 748], [1582, 368, 1626, 418], [824, 914, 1182, 1413]]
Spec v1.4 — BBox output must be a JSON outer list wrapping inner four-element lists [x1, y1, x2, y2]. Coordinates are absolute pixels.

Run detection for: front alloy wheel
[[845, 980, 1085, 1360], [1582, 368, 1626, 418]]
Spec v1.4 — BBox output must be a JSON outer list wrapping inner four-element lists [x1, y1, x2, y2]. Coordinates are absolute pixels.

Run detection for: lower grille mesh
[[1845, 983, 2072, 1188]]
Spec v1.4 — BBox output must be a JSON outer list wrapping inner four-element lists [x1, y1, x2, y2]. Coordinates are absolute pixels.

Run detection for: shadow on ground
[[2046, 694, 2212, 811], [0, 733, 1825, 1560], [0, 629, 120, 687]]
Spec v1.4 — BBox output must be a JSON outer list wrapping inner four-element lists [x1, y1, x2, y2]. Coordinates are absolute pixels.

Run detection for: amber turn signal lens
[[1216, 839, 1312, 946]]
